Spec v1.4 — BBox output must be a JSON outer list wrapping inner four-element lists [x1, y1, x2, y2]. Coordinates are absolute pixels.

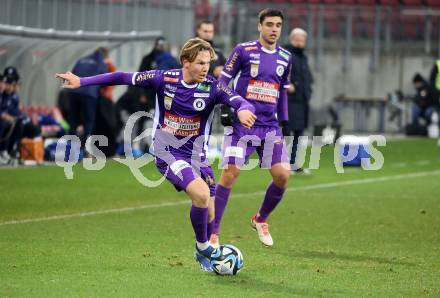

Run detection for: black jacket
[[283, 44, 314, 130], [284, 44, 313, 104], [415, 78, 439, 109]]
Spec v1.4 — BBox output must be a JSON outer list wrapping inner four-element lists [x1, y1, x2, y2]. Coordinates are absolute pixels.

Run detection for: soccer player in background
[[211, 9, 292, 247], [56, 38, 256, 272]]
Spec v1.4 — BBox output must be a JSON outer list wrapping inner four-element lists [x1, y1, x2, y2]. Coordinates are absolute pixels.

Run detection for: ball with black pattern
[[210, 244, 244, 275]]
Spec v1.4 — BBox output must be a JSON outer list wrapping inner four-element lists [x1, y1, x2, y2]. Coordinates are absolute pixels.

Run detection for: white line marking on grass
[[2, 169, 440, 226], [0, 201, 190, 226], [414, 160, 431, 166], [390, 162, 408, 168], [233, 169, 440, 197]]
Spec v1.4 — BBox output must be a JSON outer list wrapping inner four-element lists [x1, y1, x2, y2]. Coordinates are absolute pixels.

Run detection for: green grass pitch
[[1, 138, 439, 297]]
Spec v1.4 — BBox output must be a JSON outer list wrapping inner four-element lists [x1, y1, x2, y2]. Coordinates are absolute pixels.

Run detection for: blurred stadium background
[[2, 0, 440, 134], [1, 1, 440, 296]]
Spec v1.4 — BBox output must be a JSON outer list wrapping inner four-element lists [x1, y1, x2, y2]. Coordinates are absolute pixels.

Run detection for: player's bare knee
[[274, 171, 289, 188], [220, 166, 240, 188], [193, 192, 210, 208]]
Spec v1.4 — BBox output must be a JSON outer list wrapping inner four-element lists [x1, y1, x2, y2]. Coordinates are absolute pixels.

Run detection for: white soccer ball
[[210, 244, 243, 275]]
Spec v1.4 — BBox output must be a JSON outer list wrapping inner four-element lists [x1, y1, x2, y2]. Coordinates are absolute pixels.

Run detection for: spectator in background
[[412, 73, 438, 126], [139, 37, 166, 72], [0, 67, 42, 165], [196, 20, 232, 127], [196, 20, 226, 78], [68, 47, 108, 148], [133, 37, 179, 111], [283, 28, 314, 175], [154, 43, 180, 70], [0, 68, 24, 164]]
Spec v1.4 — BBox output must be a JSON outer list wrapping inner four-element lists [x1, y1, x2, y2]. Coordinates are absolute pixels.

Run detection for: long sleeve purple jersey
[[79, 69, 255, 157], [219, 40, 292, 127]]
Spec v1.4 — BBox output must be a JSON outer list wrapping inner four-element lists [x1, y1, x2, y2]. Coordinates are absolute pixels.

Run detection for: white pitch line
[[414, 160, 431, 166], [1, 169, 440, 227], [390, 162, 408, 168]]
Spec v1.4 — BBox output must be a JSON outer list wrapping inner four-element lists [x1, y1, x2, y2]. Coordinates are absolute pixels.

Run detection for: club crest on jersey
[[164, 96, 173, 110], [193, 98, 206, 111], [197, 83, 211, 92], [276, 65, 285, 77], [250, 63, 259, 78]]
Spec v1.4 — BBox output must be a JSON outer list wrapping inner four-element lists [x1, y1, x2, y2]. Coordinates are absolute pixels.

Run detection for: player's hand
[[288, 84, 295, 94], [237, 109, 257, 129], [55, 72, 81, 89]]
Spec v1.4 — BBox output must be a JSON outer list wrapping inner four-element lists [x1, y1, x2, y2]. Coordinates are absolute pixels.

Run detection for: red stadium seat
[[379, 0, 400, 6], [338, 0, 357, 4], [426, 0, 440, 7], [402, 0, 423, 5], [356, 0, 377, 5]]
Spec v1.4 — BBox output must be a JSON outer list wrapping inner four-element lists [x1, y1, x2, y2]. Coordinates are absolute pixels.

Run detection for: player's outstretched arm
[[55, 72, 80, 89], [55, 71, 135, 89]]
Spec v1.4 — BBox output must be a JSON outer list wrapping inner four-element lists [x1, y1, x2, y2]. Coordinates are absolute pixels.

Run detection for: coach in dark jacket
[[284, 28, 313, 174], [68, 48, 108, 147]]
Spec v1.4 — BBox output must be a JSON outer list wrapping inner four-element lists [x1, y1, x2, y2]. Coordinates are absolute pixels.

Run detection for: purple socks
[[207, 220, 213, 240], [190, 205, 208, 243], [257, 182, 285, 222], [213, 184, 231, 234]]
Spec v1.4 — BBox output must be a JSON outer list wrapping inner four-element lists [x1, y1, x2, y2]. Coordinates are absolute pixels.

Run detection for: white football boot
[[251, 215, 273, 247]]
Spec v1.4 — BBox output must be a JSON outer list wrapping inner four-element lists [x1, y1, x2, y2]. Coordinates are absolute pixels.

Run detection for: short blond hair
[[179, 38, 216, 64]]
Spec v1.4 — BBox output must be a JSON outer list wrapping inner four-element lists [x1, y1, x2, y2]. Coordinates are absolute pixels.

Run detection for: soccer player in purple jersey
[[56, 38, 256, 272], [211, 9, 292, 247]]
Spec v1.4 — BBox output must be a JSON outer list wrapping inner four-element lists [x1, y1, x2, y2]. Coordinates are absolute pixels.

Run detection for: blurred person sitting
[[0, 71, 23, 164], [0, 68, 40, 165], [412, 73, 438, 126]]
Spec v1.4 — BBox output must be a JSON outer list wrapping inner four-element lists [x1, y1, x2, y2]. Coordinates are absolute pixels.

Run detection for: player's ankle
[[255, 214, 266, 223], [196, 241, 210, 251]]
